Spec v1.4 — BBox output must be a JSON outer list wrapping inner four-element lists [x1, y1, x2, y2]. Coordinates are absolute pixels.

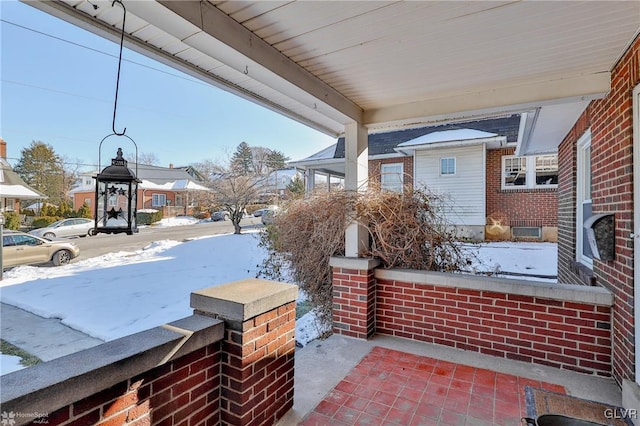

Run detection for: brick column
[[330, 257, 381, 339], [191, 279, 297, 426]]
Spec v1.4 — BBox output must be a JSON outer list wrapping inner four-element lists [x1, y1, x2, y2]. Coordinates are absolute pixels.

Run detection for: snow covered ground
[[0, 216, 557, 374]]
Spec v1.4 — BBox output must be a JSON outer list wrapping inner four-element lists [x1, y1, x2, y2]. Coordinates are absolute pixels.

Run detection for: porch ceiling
[[25, 0, 640, 153]]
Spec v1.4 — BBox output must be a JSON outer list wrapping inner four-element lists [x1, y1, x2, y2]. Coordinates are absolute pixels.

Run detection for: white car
[[29, 218, 96, 239]]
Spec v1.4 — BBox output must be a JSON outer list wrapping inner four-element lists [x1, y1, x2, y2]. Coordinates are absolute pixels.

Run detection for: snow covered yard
[[0, 217, 557, 374]]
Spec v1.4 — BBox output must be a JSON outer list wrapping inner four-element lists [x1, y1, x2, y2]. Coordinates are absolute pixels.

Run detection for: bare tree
[[189, 160, 218, 182], [124, 151, 160, 165], [210, 168, 264, 234]]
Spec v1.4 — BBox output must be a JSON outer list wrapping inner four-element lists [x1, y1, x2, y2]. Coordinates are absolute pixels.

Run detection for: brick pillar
[[191, 279, 297, 426], [330, 257, 381, 339]]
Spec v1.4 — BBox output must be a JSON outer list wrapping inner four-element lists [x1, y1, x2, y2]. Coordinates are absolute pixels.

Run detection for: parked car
[[29, 218, 95, 239], [253, 206, 278, 217], [210, 210, 230, 221], [2, 231, 80, 269], [253, 208, 268, 217], [261, 206, 279, 225]]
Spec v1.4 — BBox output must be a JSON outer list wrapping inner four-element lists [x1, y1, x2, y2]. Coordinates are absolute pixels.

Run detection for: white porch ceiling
[[24, 0, 640, 153]]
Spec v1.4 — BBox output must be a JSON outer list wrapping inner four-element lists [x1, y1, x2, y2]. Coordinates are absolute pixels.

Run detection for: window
[[576, 131, 593, 267], [3, 235, 15, 247], [440, 157, 456, 175], [152, 193, 166, 207], [535, 155, 558, 185], [380, 163, 404, 192], [502, 154, 558, 189], [512, 227, 542, 239], [503, 156, 527, 187]]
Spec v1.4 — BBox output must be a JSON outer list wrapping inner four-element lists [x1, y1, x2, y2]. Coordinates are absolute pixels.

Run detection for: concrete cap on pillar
[[191, 278, 298, 322]]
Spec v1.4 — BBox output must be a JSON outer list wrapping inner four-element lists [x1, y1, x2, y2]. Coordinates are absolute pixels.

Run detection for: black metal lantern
[[94, 147, 140, 235]]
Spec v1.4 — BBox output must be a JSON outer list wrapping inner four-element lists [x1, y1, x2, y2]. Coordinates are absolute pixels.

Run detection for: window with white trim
[[576, 131, 593, 267], [502, 154, 558, 189], [152, 193, 166, 207], [380, 163, 404, 192], [440, 157, 456, 175]]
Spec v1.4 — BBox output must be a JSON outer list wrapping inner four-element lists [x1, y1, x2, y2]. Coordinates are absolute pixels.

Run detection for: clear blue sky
[[0, 0, 336, 171]]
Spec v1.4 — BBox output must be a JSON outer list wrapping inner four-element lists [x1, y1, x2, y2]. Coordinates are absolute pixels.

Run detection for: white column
[[306, 169, 316, 193], [344, 121, 369, 257]]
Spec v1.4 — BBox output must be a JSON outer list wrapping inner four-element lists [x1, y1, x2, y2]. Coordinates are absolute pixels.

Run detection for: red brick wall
[[220, 302, 296, 425], [369, 156, 414, 190], [485, 148, 557, 228], [557, 34, 639, 384], [333, 267, 377, 339], [33, 343, 222, 426], [557, 112, 591, 285], [375, 278, 612, 376]]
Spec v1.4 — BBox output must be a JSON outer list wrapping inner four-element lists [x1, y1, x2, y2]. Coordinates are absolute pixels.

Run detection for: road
[[71, 216, 264, 260]]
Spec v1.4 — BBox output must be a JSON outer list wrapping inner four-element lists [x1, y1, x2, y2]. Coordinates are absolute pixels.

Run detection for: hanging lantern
[[94, 148, 140, 235]]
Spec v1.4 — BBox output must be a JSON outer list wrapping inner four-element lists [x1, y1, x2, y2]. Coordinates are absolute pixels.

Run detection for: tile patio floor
[[299, 346, 566, 425]]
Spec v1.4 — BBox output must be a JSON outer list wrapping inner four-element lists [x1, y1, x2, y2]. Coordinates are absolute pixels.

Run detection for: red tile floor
[[300, 346, 566, 426]]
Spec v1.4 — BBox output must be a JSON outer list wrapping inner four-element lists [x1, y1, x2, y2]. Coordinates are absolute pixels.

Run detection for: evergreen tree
[[14, 141, 69, 205], [57, 200, 73, 218], [41, 204, 57, 217], [230, 142, 253, 175], [77, 203, 92, 218], [287, 175, 305, 199], [266, 150, 290, 171]]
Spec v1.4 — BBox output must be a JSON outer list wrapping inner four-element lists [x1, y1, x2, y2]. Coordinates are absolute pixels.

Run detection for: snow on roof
[[139, 179, 210, 192], [397, 129, 498, 147], [289, 144, 337, 164], [0, 184, 44, 199]]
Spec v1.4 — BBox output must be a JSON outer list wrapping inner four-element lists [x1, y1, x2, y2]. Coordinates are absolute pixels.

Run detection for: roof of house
[[0, 158, 46, 200], [71, 163, 210, 193], [333, 114, 520, 158]]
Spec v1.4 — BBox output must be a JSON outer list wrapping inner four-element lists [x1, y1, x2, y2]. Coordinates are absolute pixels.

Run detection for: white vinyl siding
[[413, 145, 485, 226]]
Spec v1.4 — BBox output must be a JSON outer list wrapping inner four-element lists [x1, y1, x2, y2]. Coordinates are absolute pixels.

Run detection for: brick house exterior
[[485, 147, 558, 241], [293, 115, 558, 241], [557, 34, 640, 387], [70, 164, 210, 218]]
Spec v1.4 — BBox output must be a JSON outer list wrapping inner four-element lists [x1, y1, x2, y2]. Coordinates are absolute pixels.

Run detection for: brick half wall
[[1, 315, 225, 426], [374, 270, 613, 376]]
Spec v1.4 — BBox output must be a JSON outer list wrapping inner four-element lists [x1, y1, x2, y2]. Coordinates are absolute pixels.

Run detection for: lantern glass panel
[[97, 181, 131, 229]]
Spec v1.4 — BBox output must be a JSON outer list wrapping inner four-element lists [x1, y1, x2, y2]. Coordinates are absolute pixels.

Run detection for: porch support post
[[305, 169, 315, 193], [344, 121, 369, 257]]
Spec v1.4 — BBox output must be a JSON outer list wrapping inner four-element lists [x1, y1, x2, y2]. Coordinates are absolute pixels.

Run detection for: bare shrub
[[357, 187, 470, 271], [258, 192, 351, 328], [258, 186, 472, 332]]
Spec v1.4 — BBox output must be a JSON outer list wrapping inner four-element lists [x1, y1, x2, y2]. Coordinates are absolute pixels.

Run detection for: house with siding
[[70, 163, 211, 218], [0, 139, 45, 214], [291, 114, 558, 241]]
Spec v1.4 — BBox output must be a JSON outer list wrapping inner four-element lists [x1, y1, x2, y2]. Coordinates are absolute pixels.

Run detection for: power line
[[1, 18, 210, 88]]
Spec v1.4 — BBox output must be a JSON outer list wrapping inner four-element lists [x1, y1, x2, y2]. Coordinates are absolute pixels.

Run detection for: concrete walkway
[[1, 303, 103, 362]]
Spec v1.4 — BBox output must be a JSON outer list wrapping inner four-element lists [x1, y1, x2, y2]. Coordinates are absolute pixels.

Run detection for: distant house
[[290, 115, 558, 241], [257, 168, 304, 200], [70, 163, 211, 218], [0, 138, 45, 214]]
